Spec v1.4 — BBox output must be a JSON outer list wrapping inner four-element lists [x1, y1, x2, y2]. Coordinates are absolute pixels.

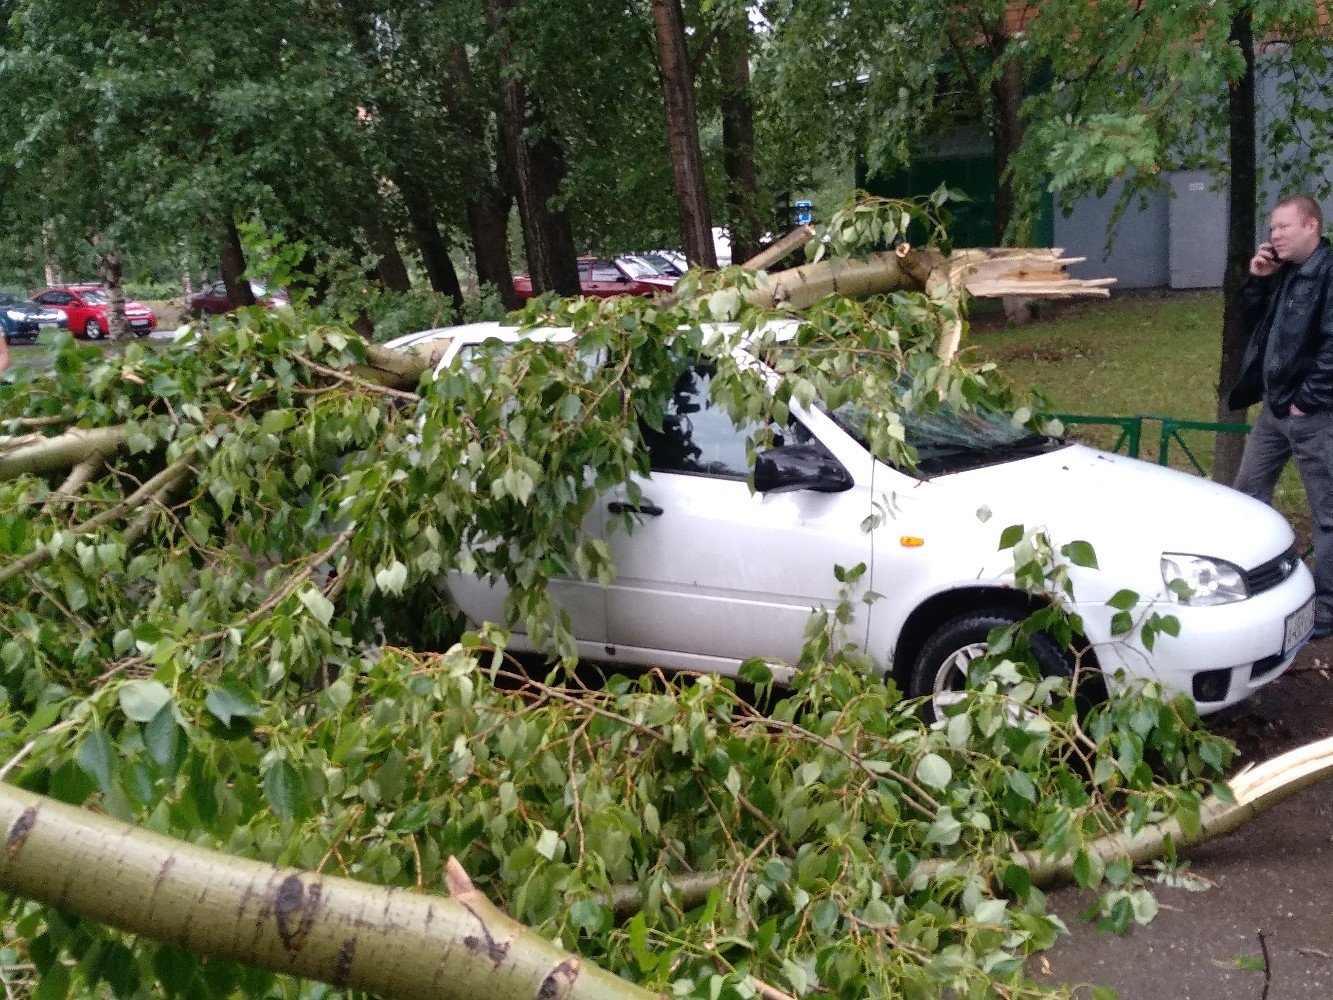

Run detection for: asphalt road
[[1040, 647, 1333, 999]]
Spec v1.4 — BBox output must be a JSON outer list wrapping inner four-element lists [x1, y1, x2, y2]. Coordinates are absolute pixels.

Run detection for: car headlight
[[1161, 553, 1247, 606]]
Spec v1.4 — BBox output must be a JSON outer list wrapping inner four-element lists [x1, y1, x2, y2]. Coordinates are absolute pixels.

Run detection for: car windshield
[[829, 399, 1066, 475], [81, 291, 108, 305], [618, 257, 655, 278], [642, 253, 682, 275]]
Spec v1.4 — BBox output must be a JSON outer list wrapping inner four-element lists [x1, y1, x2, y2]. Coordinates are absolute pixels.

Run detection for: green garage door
[[860, 149, 1054, 249]]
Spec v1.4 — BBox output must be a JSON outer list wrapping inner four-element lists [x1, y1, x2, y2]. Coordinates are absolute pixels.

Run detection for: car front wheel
[[909, 609, 1079, 720], [83, 319, 105, 340]]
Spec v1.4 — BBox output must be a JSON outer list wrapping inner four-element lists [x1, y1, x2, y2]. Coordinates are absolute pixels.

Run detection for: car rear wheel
[[83, 318, 105, 340], [909, 609, 1079, 721]]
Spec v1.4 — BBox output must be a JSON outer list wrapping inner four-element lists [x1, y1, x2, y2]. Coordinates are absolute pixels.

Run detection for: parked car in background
[[0, 291, 66, 344], [618, 253, 683, 280], [187, 280, 290, 318], [512, 256, 676, 302], [31, 285, 156, 339]]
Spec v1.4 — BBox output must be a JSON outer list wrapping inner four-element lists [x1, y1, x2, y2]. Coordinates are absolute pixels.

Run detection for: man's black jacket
[[1228, 239, 1333, 415]]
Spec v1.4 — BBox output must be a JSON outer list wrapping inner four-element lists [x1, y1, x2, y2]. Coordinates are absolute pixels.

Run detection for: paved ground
[[1039, 645, 1333, 999]]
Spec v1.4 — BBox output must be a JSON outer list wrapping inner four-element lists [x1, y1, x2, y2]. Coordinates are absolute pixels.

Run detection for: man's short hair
[[1275, 194, 1324, 228]]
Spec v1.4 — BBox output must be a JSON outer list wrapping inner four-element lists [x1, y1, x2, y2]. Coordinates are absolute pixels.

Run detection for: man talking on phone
[[1229, 194, 1333, 639]]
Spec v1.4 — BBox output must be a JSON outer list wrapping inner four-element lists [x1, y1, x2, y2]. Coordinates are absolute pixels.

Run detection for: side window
[[644, 363, 787, 478], [589, 262, 622, 282], [39, 292, 72, 305]]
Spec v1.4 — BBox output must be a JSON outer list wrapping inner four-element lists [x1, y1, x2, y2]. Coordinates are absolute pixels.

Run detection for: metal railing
[[1053, 413, 1252, 475]]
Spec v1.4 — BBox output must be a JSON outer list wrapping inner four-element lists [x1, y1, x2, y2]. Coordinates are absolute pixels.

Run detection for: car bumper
[[1074, 562, 1315, 714]]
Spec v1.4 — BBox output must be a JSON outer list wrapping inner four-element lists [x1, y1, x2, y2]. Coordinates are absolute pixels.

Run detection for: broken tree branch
[[0, 426, 127, 481]]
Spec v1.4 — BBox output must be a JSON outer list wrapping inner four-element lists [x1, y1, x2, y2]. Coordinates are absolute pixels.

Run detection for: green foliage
[[0, 267, 1233, 999]]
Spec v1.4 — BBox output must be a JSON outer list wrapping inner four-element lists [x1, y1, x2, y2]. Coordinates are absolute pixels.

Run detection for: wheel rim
[[85, 320, 103, 340], [931, 640, 989, 712]]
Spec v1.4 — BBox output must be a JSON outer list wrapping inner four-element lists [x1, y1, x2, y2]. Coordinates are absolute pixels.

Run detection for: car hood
[[124, 301, 151, 314], [3, 302, 54, 318], [928, 442, 1295, 574]]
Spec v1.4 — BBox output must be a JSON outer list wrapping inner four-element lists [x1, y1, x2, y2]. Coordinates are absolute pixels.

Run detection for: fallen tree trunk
[[0, 783, 660, 1000]]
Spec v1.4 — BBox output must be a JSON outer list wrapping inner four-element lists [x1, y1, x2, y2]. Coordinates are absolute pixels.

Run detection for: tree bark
[[220, 218, 257, 309], [0, 785, 660, 1000], [1215, 9, 1257, 486], [486, 0, 580, 297], [401, 180, 464, 313], [96, 245, 129, 342], [651, 0, 717, 268], [364, 214, 412, 293], [445, 45, 521, 310], [719, 15, 760, 266]]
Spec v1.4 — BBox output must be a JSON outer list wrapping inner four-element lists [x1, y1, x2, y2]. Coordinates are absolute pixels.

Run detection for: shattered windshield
[[830, 400, 1066, 475]]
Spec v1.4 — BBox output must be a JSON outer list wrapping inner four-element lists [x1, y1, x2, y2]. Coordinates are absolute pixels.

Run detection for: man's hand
[[1251, 242, 1281, 277]]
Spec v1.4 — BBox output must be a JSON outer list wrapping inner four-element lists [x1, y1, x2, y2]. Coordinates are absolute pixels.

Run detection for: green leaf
[[1061, 540, 1099, 569], [374, 560, 408, 596], [263, 760, 305, 821], [998, 524, 1025, 550], [76, 727, 116, 794], [145, 704, 180, 768], [119, 680, 171, 723], [916, 752, 952, 790], [298, 587, 335, 625], [1106, 589, 1139, 611], [204, 685, 260, 727], [1235, 955, 1267, 972]]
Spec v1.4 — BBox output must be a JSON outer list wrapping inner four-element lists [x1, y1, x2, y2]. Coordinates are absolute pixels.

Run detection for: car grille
[[1244, 545, 1301, 596]]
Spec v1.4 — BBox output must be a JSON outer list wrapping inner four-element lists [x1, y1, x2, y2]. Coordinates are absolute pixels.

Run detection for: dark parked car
[[187, 280, 290, 318], [513, 256, 676, 302], [0, 291, 66, 344]]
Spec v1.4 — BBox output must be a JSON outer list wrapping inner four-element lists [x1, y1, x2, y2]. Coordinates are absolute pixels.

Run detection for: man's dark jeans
[[1233, 405, 1333, 629]]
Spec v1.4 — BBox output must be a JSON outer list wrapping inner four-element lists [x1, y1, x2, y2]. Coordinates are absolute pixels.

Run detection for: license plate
[[1285, 597, 1316, 652], [130, 320, 149, 327]]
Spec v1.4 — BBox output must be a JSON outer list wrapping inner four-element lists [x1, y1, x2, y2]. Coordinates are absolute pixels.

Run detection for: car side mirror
[[754, 444, 853, 494]]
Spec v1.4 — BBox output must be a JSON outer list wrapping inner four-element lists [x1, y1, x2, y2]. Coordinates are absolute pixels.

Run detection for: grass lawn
[[966, 287, 1311, 539]]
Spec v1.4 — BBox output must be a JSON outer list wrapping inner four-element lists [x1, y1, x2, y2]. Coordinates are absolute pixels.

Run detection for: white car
[[390, 323, 1315, 714]]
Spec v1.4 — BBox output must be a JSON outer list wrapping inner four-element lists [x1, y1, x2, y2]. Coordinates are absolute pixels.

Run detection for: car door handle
[[608, 501, 664, 517]]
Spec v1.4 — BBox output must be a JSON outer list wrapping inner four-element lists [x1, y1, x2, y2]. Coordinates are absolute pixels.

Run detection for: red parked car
[[187, 280, 290, 318], [512, 256, 675, 302], [31, 285, 157, 339]]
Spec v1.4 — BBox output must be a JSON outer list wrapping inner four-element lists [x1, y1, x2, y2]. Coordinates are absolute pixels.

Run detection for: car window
[[618, 257, 653, 278], [0, 293, 19, 306], [38, 292, 72, 305], [643, 363, 808, 478], [82, 291, 107, 305], [589, 262, 622, 282]]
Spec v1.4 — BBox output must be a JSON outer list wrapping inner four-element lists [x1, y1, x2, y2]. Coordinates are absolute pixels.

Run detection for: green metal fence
[[1053, 413, 1252, 475]]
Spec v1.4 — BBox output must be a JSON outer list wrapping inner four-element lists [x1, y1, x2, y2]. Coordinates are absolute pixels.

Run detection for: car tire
[[83, 319, 105, 340], [909, 609, 1080, 720]]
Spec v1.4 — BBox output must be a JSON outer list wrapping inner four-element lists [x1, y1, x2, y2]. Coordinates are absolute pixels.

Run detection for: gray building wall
[[1050, 50, 1333, 292], [1051, 179, 1168, 290]]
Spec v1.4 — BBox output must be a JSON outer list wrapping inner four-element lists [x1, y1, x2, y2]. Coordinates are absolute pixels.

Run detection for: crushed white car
[[386, 322, 1315, 714]]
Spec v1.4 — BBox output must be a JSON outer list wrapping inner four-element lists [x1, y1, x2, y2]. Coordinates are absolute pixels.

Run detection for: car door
[[602, 361, 877, 667], [585, 260, 629, 298], [440, 339, 609, 652]]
